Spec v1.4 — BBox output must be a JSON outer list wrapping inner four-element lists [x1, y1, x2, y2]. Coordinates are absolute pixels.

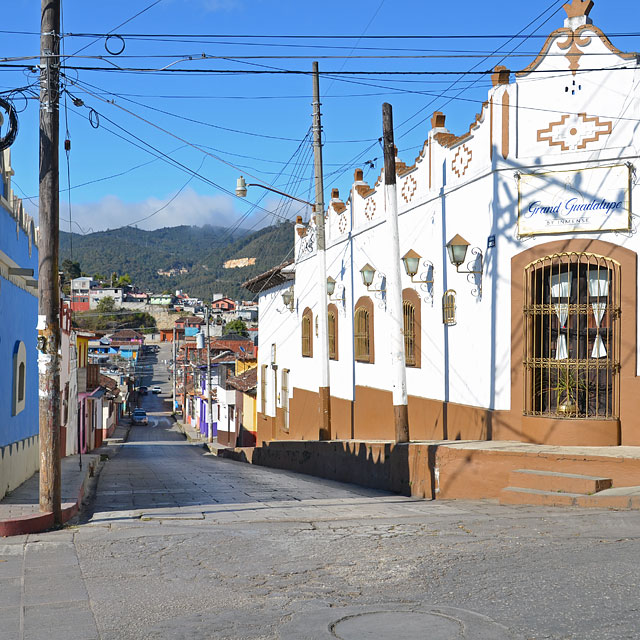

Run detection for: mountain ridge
[[60, 222, 294, 300]]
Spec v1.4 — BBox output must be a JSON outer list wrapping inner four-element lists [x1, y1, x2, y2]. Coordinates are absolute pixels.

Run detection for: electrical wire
[[65, 102, 297, 224]]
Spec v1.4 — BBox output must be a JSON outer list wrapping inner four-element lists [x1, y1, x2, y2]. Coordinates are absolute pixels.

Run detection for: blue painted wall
[[0, 203, 39, 448]]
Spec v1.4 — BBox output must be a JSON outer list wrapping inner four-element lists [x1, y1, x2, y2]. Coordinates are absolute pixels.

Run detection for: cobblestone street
[[2, 403, 640, 639]]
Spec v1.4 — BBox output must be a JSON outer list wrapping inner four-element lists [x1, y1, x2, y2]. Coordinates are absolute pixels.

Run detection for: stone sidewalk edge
[[0, 423, 130, 537], [0, 465, 94, 538]]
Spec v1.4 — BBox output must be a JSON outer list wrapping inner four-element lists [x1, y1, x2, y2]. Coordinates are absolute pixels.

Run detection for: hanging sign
[[517, 165, 631, 236]]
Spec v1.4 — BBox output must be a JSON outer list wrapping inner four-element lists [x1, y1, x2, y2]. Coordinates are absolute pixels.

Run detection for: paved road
[[2, 344, 640, 639]]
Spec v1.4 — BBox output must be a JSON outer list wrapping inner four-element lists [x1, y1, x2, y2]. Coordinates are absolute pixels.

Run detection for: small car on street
[[132, 409, 148, 425], [138, 386, 148, 394], [151, 386, 162, 394]]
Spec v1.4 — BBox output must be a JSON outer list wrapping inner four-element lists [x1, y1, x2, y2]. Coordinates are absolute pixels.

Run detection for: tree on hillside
[[61, 258, 81, 281], [116, 273, 132, 287], [223, 319, 248, 337], [96, 296, 116, 314]]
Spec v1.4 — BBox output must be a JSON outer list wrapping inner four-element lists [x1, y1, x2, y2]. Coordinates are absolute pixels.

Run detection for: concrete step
[[500, 486, 640, 509], [507, 469, 612, 494], [500, 486, 583, 507]]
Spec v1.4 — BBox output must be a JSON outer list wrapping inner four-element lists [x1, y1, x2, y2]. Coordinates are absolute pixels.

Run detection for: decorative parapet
[[329, 188, 346, 214], [353, 168, 374, 198]]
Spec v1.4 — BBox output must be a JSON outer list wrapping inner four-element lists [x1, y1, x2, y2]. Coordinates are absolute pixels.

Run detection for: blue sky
[[2, 0, 639, 235]]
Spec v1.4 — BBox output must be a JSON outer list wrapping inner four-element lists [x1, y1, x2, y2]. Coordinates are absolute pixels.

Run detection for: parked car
[[132, 409, 148, 425], [139, 386, 148, 394], [151, 386, 162, 394]]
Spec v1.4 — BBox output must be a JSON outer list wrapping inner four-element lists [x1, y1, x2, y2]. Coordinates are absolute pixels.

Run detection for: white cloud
[[57, 188, 275, 234]]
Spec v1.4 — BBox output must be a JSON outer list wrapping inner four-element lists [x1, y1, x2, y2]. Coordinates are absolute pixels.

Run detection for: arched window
[[12, 341, 27, 416], [402, 288, 421, 368], [354, 296, 374, 363], [442, 290, 456, 326], [301, 307, 313, 357], [328, 303, 339, 360], [523, 252, 620, 419]]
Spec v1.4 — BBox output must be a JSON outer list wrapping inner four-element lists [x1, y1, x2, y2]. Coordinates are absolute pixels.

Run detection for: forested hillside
[[60, 222, 294, 300]]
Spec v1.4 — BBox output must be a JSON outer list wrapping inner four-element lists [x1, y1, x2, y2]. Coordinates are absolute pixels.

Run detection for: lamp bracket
[[328, 285, 346, 308], [411, 259, 435, 305], [370, 273, 387, 309], [455, 247, 483, 299]]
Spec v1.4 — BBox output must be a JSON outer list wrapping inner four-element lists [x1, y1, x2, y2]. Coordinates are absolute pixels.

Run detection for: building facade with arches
[[246, 0, 640, 448]]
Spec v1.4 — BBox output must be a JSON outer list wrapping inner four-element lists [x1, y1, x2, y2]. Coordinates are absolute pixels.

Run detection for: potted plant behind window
[[552, 366, 589, 416]]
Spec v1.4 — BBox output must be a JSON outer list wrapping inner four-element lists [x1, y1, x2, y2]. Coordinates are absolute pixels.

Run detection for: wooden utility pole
[[38, 0, 62, 522], [172, 327, 177, 413], [312, 61, 332, 441], [382, 103, 410, 443], [206, 305, 213, 442]]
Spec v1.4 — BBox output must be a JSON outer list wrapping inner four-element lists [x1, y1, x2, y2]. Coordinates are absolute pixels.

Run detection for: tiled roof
[[227, 367, 258, 392], [110, 329, 144, 340], [242, 260, 294, 294]]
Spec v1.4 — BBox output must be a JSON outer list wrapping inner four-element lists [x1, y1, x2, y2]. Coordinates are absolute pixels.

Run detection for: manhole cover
[[279, 605, 517, 640], [330, 611, 461, 639]]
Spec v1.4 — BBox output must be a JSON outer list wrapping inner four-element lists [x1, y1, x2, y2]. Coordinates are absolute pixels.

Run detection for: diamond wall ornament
[[338, 212, 348, 234], [537, 113, 612, 152], [364, 198, 376, 221], [401, 175, 418, 203], [451, 144, 473, 178]]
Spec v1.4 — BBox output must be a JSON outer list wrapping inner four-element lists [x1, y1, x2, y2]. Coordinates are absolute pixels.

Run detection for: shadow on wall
[[220, 440, 444, 499]]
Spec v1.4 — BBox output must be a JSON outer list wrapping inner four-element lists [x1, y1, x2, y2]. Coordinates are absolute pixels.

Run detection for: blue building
[[0, 149, 39, 500]]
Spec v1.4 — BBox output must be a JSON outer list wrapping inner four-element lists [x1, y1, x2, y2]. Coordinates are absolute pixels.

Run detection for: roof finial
[[563, 0, 594, 20]]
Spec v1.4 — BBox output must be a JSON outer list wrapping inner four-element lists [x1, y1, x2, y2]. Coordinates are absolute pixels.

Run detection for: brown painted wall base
[[280, 386, 622, 447]]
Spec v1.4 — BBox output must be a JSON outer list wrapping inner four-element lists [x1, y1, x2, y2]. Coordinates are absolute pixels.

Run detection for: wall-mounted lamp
[[446, 234, 483, 298], [402, 249, 434, 286], [326, 276, 345, 304], [360, 262, 387, 294], [326, 276, 336, 297], [281, 287, 294, 311], [360, 263, 375, 288]]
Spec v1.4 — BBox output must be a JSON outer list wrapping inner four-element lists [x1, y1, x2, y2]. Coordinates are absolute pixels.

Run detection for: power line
[[55, 31, 640, 40], [2, 62, 638, 75], [64, 101, 297, 225]]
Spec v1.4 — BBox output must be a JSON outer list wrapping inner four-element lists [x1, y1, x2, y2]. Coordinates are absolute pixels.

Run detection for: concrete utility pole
[[382, 103, 409, 443], [312, 61, 331, 441], [38, 0, 62, 522], [172, 327, 176, 414], [206, 305, 213, 442]]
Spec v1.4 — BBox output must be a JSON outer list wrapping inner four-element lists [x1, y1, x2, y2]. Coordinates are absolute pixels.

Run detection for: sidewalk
[[0, 422, 130, 537], [173, 415, 228, 455]]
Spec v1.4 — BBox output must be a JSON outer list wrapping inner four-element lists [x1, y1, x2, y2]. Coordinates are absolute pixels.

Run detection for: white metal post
[[382, 103, 409, 443]]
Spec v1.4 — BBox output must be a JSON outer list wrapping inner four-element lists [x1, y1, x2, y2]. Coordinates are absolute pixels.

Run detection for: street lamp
[[236, 176, 315, 208]]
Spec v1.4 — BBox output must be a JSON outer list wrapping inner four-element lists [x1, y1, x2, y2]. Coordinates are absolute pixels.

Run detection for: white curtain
[[588, 270, 609, 298], [550, 272, 572, 298], [591, 302, 607, 358], [550, 273, 572, 361]]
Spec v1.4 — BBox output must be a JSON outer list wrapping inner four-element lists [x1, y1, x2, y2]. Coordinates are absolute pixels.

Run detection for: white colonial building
[[245, 0, 640, 448]]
